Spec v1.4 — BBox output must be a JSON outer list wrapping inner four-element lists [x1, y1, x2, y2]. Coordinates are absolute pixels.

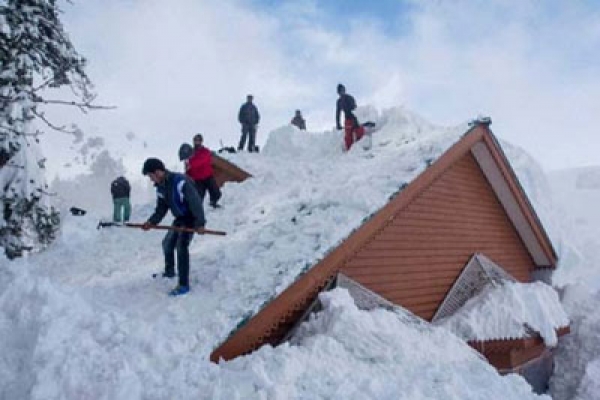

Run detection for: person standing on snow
[[141, 158, 206, 296], [291, 109, 306, 130], [238, 94, 260, 152], [110, 176, 131, 222], [336, 83, 365, 151], [186, 134, 222, 208]]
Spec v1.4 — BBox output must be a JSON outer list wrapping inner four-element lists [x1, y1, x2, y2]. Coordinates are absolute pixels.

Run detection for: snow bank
[[0, 106, 552, 399], [436, 281, 569, 346], [212, 288, 548, 399]]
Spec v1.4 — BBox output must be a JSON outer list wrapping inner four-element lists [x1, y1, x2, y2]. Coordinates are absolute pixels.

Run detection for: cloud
[[42, 0, 600, 177]]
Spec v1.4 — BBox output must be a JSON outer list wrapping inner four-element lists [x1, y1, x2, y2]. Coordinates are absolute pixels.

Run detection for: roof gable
[[210, 123, 557, 362]]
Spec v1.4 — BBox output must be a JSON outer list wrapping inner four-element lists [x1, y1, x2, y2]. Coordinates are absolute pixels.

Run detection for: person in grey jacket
[[237, 94, 260, 152], [141, 158, 206, 296]]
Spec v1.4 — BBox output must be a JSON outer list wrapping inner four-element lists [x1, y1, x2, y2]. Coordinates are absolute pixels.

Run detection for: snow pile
[[436, 281, 569, 346], [575, 168, 600, 190], [0, 106, 552, 399], [546, 167, 600, 400], [51, 149, 155, 219], [213, 288, 548, 399], [546, 167, 600, 289], [550, 285, 600, 400]]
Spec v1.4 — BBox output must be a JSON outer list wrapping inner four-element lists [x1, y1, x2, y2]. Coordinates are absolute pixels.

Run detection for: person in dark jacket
[[336, 83, 365, 151], [141, 158, 206, 296], [186, 134, 222, 208], [291, 110, 306, 130], [237, 94, 260, 152], [110, 176, 131, 222]]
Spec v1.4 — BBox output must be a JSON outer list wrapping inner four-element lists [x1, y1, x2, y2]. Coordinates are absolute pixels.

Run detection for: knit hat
[[142, 158, 165, 175]]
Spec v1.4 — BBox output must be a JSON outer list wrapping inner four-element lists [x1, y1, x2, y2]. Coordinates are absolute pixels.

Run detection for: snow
[[0, 106, 564, 399], [436, 281, 569, 346], [215, 288, 544, 399], [543, 167, 600, 400]]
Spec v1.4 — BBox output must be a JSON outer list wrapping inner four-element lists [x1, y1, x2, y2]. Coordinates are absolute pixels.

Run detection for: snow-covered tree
[[0, 0, 95, 259]]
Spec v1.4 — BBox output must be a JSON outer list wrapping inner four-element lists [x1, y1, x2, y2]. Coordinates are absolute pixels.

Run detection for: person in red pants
[[336, 83, 365, 151]]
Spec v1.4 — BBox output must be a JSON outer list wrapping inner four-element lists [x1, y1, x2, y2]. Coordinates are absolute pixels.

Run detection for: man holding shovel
[[142, 157, 206, 296]]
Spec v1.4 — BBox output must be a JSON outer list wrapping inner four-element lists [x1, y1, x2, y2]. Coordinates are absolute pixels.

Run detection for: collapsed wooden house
[[210, 121, 568, 391], [211, 153, 252, 187]]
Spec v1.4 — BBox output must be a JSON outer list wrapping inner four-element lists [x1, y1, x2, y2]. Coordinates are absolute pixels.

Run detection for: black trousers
[[238, 124, 257, 152], [162, 221, 194, 287], [195, 177, 221, 206]]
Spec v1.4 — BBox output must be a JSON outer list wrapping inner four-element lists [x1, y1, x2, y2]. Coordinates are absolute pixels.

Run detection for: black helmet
[[178, 143, 193, 161], [142, 158, 165, 175]]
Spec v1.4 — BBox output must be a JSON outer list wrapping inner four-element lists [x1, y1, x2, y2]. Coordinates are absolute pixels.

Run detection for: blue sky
[[43, 0, 600, 177], [251, 0, 417, 35]]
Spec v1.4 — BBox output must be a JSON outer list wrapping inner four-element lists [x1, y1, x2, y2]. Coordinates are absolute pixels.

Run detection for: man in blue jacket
[[142, 158, 206, 296]]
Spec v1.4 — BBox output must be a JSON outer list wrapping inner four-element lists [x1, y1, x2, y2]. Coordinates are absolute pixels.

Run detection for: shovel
[[97, 221, 226, 236]]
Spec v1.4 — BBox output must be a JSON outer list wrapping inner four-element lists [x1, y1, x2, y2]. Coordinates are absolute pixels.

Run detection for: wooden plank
[[359, 276, 457, 292], [343, 268, 464, 282], [405, 196, 505, 213], [375, 285, 451, 299], [405, 204, 508, 219], [343, 260, 531, 280], [391, 296, 444, 309], [365, 238, 525, 250], [375, 227, 521, 240], [343, 261, 463, 274], [343, 255, 471, 268], [354, 247, 530, 259], [396, 211, 515, 225], [420, 183, 498, 199]]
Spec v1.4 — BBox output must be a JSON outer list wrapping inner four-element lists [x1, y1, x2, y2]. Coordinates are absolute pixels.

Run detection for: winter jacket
[[186, 146, 214, 181], [111, 177, 131, 199], [291, 115, 306, 130], [147, 171, 206, 228], [336, 93, 358, 129], [238, 102, 260, 126]]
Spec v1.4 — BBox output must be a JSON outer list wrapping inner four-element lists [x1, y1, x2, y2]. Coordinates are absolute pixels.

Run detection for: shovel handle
[[125, 223, 226, 236]]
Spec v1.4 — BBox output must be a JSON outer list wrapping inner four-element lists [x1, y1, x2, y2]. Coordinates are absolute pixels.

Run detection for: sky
[[42, 0, 600, 177]]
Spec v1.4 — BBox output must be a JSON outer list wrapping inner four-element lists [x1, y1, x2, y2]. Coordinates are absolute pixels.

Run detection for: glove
[[142, 221, 153, 231]]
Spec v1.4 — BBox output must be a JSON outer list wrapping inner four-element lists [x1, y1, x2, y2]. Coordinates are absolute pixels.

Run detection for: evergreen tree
[[0, 0, 94, 259]]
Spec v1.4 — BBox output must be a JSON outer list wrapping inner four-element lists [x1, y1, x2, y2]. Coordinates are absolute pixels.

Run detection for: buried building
[[211, 153, 252, 188], [210, 120, 569, 392]]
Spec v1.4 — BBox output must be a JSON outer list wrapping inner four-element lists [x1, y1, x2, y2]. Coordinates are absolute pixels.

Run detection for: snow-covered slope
[[543, 166, 600, 400], [0, 107, 550, 399]]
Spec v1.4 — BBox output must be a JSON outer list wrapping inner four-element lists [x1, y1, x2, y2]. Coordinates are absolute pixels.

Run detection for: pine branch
[[31, 108, 78, 134], [33, 98, 116, 113]]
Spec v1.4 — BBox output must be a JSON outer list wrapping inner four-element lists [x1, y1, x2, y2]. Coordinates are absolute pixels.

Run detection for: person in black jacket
[[336, 83, 365, 151], [238, 94, 260, 152], [141, 158, 206, 296], [110, 176, 131, 222], [291, 110, 306, 130]]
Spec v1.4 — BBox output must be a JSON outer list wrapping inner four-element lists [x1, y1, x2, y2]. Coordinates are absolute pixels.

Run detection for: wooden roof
[[210, 123, 558, 363], [211, 153, 252, 187]]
